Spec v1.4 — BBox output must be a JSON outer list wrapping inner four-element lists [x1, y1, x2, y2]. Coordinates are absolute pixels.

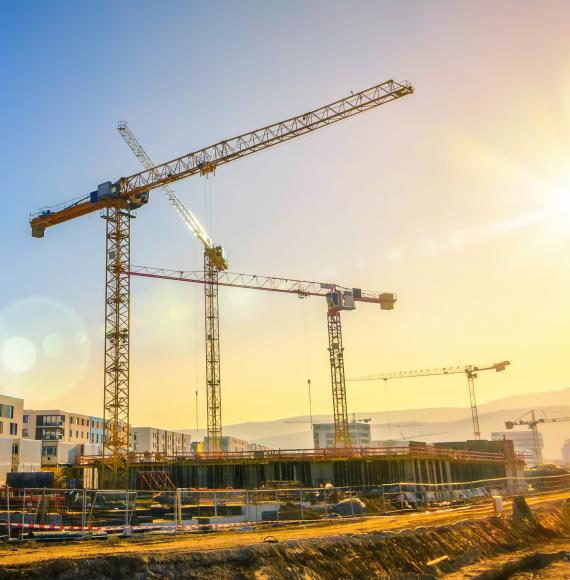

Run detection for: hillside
[[179, 387, 570, 460]]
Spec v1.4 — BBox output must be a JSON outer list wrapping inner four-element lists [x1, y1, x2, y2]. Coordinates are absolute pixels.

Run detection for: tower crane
[[399, 431, 448, 441], [505, 410, 570, 465], [348, 361, 510, 440], [117, 122, 227, 453], [128, 265, 396, 447], [284, 418, 423, 428], [29, 79, 413, 475]]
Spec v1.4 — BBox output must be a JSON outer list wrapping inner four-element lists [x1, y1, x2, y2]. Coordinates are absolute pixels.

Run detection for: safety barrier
[[0, 473, 567, 539]]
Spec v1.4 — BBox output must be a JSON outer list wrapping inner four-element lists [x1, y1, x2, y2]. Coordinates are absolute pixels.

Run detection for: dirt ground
[[445, 536, 570, 578], [0, 489, 568, 577]]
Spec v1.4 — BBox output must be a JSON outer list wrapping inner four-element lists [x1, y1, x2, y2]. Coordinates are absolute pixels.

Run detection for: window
[[76, 431, 79, 438], [23, 428, 28, 437], [23, 415, 29, 424], [9, 423, 17, 435], [0, 405, 14, 419], [37, 415, 62, 426], [37, 427, 62, 440], [12, 444, 19, 455], [0, 421, 3, 434], [69, 430, 72, 438]]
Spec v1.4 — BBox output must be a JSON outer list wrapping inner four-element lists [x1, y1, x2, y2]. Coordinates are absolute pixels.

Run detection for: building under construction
[[29, 79, 524, 496], [77, 439, 524, 491]]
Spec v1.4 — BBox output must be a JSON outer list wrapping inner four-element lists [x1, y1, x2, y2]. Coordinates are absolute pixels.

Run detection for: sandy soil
[[445, 537, 570, 578]]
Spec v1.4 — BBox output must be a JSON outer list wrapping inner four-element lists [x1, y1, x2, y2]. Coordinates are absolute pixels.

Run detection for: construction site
[[3, 2, 570, 577], [21, 77, 533, 496]]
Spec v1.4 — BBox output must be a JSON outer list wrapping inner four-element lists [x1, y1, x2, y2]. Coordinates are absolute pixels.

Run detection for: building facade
[[89, 416, 104, 446], [23, 409, 104, 446], [0, 395, 24, 438], [313, 422, 371, 449], [492, 430, 544, 464], [0, 437, 42, 484], [203, 436, 269, 453], [130, 427, 192, 455]]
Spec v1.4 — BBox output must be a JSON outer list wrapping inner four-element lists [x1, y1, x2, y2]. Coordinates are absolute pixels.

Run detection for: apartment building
[[203, 436, 269, 453], [492, 430, 544, 465], [130, 427, 191, 455], [23, 409, 104, 446], [312, 422, 371, 449], [89, 416, 104, 446], [0, 394, 24, 438], [0, 437, 42, 483]]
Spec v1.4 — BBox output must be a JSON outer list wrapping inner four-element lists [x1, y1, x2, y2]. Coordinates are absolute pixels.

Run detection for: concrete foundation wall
[[128, 455, 510, 490]]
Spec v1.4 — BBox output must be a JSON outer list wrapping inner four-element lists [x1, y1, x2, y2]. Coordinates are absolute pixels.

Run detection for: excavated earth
[[0, 506, 567, 578]]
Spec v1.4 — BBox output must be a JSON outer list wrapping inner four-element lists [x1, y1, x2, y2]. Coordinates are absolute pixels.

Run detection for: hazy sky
[[1, 1, 570, 433]]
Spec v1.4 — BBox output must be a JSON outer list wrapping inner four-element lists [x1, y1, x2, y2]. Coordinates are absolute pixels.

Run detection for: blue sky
[[1, 1, 570, 429]]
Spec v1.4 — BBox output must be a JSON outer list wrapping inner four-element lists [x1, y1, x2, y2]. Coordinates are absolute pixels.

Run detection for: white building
[[0, 438, 43, 483], [561, 439, 570, 466], [0, 395, 24, 438], [40, 441, 100, 467], [492, 430, 544, 465], [0, 395, 40, 483], [203, 436, 269, 453], [313, 422, 371, 449], [23, 409, 104, 447], [130, 427, 192, 455]]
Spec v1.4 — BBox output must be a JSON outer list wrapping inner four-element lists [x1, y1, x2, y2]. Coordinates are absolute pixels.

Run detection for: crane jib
[[30, 78, 413, 235], [122, 80, 413, 195]]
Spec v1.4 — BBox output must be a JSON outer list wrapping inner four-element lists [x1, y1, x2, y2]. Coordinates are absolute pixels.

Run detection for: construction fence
[[0, 473, 568, 538]]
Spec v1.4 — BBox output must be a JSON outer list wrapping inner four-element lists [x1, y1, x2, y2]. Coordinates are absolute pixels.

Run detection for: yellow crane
[[505, 410, 570, 465], [30, 79, 413, 478], [349, 361, 510, 440], [129, 265, 396, 447], [117, 122, 227, 454]]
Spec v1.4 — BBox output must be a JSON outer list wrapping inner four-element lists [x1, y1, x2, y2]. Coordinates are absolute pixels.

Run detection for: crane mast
[[117, 122, 226, 453], [506, 410, 570, 465], [30, 78, 413, 474], [349, 361, 510, 440], [129, 265, 396, 447]]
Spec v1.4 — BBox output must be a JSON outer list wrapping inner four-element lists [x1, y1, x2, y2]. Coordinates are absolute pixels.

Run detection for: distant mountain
[[477, 387, 570, 414], [178, 387, 570, 460]]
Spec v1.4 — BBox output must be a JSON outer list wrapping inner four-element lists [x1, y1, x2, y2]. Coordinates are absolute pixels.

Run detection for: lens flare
[[0, 297, 90, 402], [0, 337, 36, 374], [41, 333, 66, 357]]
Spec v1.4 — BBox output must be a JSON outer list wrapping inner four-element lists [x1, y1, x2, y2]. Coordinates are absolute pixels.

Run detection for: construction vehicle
[[29, 79, 413, 478], [505, 410, 570, 465], [349, 361, 510, 440], [129, 265, 396, 446]]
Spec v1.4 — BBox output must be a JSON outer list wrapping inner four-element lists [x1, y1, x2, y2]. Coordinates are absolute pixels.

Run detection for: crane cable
[[193, 238, 199, 434], [301, 298, 313, 426]]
